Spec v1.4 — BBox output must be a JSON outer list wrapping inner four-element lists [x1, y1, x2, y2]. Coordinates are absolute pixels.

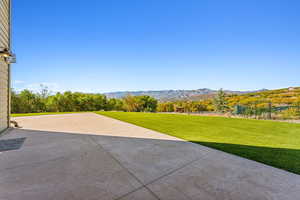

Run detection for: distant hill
[[104, 88, 266, 101], [226, 87, 300, 106]]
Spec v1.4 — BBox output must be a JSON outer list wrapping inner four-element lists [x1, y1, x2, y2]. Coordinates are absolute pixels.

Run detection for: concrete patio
[[0, 113, 299, 200]]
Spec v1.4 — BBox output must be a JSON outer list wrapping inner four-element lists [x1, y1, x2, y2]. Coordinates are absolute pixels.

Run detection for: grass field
[[11, 112, 83, 117], [97, 111, 300, 174]]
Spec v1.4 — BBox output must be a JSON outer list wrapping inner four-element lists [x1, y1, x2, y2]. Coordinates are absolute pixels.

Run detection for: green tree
[[213, 89, 229, 113], [123, 95, 140, 112], [123, 95, 157, 112], [157, 102, 175, 112], [107, 98, 124, 111], [11, 89, 22, 113], [138, 96, 158, 112], [11, 90, 157, 114]]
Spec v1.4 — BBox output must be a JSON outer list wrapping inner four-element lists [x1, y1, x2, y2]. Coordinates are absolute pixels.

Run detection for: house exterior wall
[[0, 0, 10, 132]]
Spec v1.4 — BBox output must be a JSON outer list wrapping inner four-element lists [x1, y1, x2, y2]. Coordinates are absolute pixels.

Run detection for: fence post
[[268, 102, 272, 119], [254, 102, 257, 119]]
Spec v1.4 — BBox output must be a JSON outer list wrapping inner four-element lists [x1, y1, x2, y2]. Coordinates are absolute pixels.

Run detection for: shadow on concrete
[[4, 128, 300, 175], [192, 141, 300, 175], [1, 128, 300, 200]]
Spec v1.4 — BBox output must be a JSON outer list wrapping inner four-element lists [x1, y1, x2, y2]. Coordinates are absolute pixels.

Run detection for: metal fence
[[232, 103, 300, 120]]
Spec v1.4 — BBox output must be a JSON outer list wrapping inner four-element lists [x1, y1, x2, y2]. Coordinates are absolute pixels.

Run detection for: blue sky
[[12, 0, 300, 93]]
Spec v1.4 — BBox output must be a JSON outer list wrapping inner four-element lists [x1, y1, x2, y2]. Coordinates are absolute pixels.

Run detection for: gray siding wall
[[0, 0, 10, 132]]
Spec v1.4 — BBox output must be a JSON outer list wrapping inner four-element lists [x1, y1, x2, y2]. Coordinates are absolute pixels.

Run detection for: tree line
[[11, 87, 300, 119], [11, 88, 157, 113], [11, 88, 227, 114]]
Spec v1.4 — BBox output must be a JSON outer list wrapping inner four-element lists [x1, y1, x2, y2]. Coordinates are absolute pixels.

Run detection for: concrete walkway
[[0, 113, 299, 200]]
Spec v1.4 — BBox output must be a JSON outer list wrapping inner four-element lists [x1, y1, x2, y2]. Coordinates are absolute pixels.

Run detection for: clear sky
[[12, 0, 300, 93]]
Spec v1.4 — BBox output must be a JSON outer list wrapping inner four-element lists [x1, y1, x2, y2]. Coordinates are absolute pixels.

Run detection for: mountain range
[[104, 88, 267, 101]]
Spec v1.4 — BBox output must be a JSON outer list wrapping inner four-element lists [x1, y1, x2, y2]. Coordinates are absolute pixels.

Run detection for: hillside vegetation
[[227, 87, 300, 106], [158, 87, 300, 119]]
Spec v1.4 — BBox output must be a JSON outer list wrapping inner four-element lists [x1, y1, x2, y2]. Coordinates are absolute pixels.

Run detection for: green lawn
[[11, 112, 83, 117], [96, 111, 300, 174]]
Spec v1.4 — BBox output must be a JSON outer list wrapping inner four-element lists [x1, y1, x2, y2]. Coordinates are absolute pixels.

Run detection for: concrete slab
[[0, 113, 298, 200], [0, 138, 142, 200], [13, 113, 181, 140], [0, 132, 97, 171], [147, 150, 300, 200], [118, 187, 158, 200], [91, 135, 212, 184]]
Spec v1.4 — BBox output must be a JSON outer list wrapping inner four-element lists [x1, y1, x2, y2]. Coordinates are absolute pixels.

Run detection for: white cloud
[[14, 82, 61, 93], [13, 80, 25, 84]]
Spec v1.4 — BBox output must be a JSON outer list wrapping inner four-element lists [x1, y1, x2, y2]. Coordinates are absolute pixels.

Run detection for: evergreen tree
[[213, 89, 228, 113]]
